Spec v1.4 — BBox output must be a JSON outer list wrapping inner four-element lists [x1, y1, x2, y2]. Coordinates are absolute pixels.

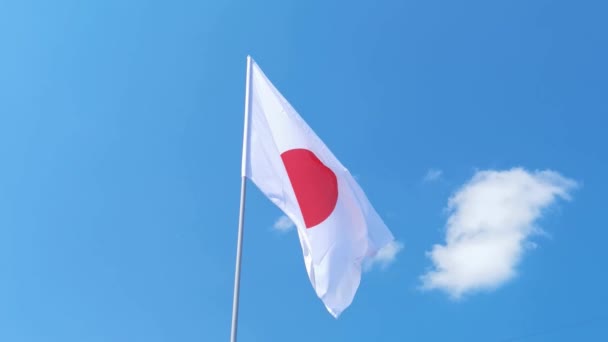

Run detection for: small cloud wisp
[[273, 215, 295, 232], [424, 169, 443, 182], [364, 240, 404, 271]]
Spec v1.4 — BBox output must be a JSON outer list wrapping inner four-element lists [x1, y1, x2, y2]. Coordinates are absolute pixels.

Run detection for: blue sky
[[1, 0, 607, 341]]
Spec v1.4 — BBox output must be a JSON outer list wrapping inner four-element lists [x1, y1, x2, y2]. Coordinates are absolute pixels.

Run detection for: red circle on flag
[[281, 149, 338, 228]]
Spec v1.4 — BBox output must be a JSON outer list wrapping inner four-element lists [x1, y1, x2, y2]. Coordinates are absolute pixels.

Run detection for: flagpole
[[230, 55, 252, 342]]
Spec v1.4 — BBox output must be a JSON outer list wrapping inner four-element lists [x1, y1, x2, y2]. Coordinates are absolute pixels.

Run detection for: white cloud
[[421, 168, 576, 298], [424, 169, 443, 182], [273, 215, 295, 232], [364, 240, 404, 271]]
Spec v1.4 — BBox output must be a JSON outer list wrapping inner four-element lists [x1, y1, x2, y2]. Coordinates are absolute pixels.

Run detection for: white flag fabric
[[243, 57, 394, 317]]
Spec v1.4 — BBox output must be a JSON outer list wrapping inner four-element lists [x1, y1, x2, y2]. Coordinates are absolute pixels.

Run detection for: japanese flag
[[243, 57, 395, 317]]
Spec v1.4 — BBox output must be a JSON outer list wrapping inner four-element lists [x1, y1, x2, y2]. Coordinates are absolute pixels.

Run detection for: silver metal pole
[[230, 55, 252, 342]]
